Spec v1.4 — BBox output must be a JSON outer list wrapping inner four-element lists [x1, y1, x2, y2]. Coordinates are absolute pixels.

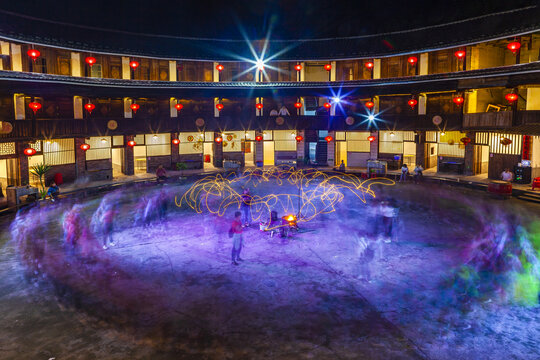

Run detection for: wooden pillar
[[16, 142, 29, 185], [296, 130, 305, 166], [255, 130, 264, 166], [123, 135, 134, 175], [74, 137, 86, 178], [415, 131, 426, 168], [213, 132, 223, 167], [464, 131, 475, 176], [171, 132, 180, 165], [327, 131, 335, 166], [369, 131, 378, 160]]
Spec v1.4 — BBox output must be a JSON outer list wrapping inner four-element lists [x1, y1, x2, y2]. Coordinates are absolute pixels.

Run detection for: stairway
[[516, 190, 540, 204], [303, 97, 319, 111], [315, 141, 327, 165]]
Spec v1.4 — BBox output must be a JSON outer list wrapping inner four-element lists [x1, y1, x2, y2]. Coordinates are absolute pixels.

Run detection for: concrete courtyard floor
[[0, 179, 539, 359]]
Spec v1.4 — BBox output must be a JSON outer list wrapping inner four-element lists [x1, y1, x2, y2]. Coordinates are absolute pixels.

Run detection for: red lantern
[[408, 99, 418, 108], [507, 41, 521, 53], [294, 64, 302, 71], [129, 61, 139, 70], [367, 135, 375, 142], [255, 103, 263, 110], [453, 96, 464, 106], [216, 64, 224, 71], [130, 103, 140, 113], [80, 143, 90, 151], [323, 102, 331, 109], [27, 49, 40, 61], [255, 135, 263, 142], [172, 138, 180, 145], [295, 135, 303, 142], [85, 57, 96, 66], [454, 50, 466, 59], [294, 102, 302, 109], [460, 137, 471, 145], [365, 101, 375, 109], [365, 61, 374, 69], [175, 103, 184, 111], [127, 140, 136, 147], [215, 137, 223, 143], [23, 147, 36, 156], [28, 102, 42, 114], [324, 64, 332, 71], [84, 103, 95, 114], [216, 103, 224, 111], [407, 56, 418, 65], [505, 93, 518, 102], [325, 135, 333, 143]]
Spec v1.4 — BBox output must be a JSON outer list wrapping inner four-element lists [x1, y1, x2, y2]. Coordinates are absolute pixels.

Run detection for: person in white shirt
[[399, 164, 408, 182], [278, 106, 290, 116], [269, 109, 278, 116], [501, 168, 513, 182]]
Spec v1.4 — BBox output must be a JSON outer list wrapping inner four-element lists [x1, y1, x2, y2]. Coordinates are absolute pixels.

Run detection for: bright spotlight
[[256, 59, 265, 71], [368, 115, 375, 121], [332, 96, 341, 103]]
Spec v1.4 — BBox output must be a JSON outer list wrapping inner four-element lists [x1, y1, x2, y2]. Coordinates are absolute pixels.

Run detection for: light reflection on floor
[[1, 171, 540, 359]]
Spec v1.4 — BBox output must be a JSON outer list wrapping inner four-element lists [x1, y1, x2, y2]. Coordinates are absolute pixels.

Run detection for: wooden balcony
[[0, 110, 538, 142], [463, 111, 513, 129]]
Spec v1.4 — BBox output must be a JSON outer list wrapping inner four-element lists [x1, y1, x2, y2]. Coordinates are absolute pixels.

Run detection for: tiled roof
[[0, 6, 538, 61]]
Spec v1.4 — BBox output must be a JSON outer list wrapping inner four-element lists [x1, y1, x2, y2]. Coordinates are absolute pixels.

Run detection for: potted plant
[[176, 162, 188, 178], [30, 163, 52, 199]]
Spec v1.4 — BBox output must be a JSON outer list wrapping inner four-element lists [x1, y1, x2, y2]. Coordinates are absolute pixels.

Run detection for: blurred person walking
[[414, 164, 424, 184], [355, 231, 375, 282], [241, 188, 252, 227], [229, 211, 244, 265]]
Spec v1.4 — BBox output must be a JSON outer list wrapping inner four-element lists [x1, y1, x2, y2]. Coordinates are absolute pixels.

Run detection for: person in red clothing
[[156, 165, 167, 184], [230, 211, 244, 265]]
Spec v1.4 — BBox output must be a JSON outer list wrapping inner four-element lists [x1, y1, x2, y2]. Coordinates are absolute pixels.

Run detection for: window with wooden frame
[[56, 51, 71, 76]]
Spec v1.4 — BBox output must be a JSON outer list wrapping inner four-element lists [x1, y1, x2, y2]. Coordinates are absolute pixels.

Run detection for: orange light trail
[[175, 167, 394, 229]]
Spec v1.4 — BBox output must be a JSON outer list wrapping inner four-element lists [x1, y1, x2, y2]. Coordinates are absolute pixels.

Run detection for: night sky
[[1, 0, 537, 40]]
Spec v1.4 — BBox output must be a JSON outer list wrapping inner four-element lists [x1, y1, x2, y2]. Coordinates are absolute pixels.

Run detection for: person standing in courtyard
[[399, 164, 409, 182], [102, 204, 116, 250], [230, 211, 244, 265], [414, 164, 424, 184], [379, 200, 396, 242], [241, 188, 252, 227]]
